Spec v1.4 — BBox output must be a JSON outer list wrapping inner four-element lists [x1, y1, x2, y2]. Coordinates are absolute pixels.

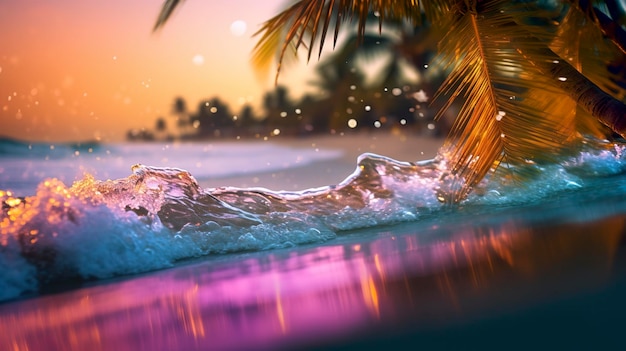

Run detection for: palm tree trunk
[[570, 0, 626, 55], [519, 46, 626, 138]]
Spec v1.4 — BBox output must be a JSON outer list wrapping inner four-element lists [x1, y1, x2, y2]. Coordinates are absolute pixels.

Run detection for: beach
[[197, 131, 444, 191]]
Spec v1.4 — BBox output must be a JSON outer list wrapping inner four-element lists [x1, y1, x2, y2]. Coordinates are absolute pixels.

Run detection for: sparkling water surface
[[1, 138, 626, 349]]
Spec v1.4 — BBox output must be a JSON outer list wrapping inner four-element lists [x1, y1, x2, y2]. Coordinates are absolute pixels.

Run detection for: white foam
[[2, 140, 626, 302]]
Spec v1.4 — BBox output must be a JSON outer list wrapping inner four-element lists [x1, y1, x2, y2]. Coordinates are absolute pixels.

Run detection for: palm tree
[[192, 97, 234, 138], [306, 16, 434, 132], [262, 85, 301, 134], [154, 0, 626, 201], [171, 96, 191, 137]]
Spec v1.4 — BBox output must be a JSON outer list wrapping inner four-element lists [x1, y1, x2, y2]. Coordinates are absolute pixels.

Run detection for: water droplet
[[392, 87, 402, 96], [374, 121, 381, 128], [347, 119, 357, 128], [230, 20, 247, 36], [558, 77, 567, 81], [413, 90, 429, 102], [364, 105, 371, 112], [192, 54, 205, 66], [496, 110, 505, 121], [280, 111, 287, 117], [400, 119, 407, 125]]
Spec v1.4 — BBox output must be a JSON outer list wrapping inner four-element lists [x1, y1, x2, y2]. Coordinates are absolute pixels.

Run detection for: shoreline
[[197, 132, 443, 191]]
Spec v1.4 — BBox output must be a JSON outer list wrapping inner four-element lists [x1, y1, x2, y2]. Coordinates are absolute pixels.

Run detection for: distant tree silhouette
[[262, 85, 300, 134], [155, 117, 166, 132], [126, 128, 155, 141], [171, 96, 192, 136], [152, 116, 169, 140], [296, 94, 331, 134], [191, 97, 234, 138], [237, 104, 264, 136]]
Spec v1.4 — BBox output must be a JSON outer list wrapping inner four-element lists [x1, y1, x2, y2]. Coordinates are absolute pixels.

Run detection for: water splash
[[1, 140, 626, 301]]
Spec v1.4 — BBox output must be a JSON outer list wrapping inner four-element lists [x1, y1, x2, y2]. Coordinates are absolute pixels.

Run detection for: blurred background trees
[[131, 6, 447, 141]]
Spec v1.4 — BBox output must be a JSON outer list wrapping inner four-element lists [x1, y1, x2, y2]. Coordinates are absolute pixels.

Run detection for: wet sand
[[197, 132, 443, 191]]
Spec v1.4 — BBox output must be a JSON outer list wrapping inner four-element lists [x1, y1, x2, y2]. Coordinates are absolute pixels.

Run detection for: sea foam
[[1, 139, 626, 302]]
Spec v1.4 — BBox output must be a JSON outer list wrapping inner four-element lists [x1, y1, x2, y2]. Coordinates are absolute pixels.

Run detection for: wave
[[1, 138, 626, 302], [0, 137, 101, 159]]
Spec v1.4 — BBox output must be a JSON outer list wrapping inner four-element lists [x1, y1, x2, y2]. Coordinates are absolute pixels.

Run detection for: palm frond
[[434, 1, 580, 202], [556, 4, 626, 97], [550, 5, 619, 137], [153, 0, 183, 32], [568, 0, 626, 55], [251, 0, 443, 83]]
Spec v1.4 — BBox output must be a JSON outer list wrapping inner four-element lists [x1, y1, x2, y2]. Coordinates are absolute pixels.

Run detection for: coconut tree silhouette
[[192, 97, 234, 138], [171, 96, 192, 136], [304, 16, 427, 132], [154, 0, 626, 201]]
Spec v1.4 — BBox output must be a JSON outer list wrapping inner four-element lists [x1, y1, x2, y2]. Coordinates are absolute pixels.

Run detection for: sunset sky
[[0, 0, 317, 142]]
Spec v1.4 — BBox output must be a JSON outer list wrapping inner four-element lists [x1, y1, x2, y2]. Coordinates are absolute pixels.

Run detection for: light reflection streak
[[0, 214, 624, 350]]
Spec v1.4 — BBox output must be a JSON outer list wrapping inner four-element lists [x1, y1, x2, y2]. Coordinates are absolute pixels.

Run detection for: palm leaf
[[152, 0, 625, 201], [153, 0, 183, 31], [251, 0, 447, 83], [549, 5, 620, 137], [434, 1, 580, 202], [556, 4, 626, 97], [568, 0, 626, 55]]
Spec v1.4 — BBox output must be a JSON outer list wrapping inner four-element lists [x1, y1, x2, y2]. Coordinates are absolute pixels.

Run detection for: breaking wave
[[1, 138, 626, 301]]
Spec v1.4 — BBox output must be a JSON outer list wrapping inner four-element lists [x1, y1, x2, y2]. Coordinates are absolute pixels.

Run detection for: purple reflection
[[0, 216, 622, 350]]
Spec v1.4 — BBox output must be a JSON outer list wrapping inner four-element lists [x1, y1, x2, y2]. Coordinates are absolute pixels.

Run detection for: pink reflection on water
[[0, 217, 621, 350]]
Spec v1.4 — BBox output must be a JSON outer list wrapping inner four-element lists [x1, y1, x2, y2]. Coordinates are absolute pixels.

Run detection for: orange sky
[[0, 0, 316, 142]]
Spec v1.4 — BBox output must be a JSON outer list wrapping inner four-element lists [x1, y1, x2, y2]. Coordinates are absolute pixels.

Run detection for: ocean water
[[0, 138, 343, 196], [1, 136, 626, 349], [1, 136, 626, 301]]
